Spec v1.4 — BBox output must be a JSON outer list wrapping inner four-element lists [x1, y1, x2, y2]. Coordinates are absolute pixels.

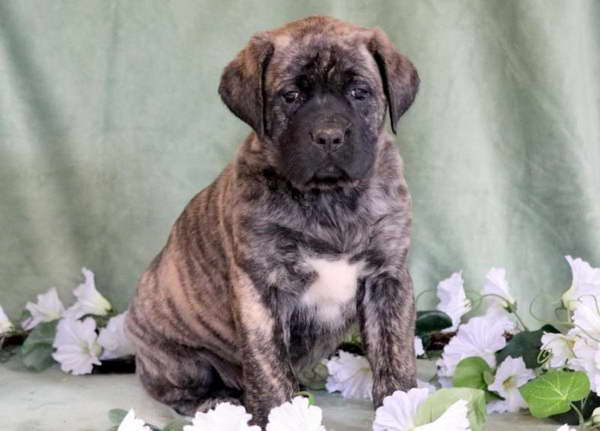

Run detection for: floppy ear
[[368, 29, 420, 134], [218, 35, 274, 138]]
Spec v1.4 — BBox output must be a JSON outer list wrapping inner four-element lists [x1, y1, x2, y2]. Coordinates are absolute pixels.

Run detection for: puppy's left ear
[[368, 29, 420, 134], [218, 34, 274, 138]]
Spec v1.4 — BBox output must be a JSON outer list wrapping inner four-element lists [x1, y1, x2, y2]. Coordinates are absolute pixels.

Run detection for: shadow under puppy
[[126, 16, 420, 428]]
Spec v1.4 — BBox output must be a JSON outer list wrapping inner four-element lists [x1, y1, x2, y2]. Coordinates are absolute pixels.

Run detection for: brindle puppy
[[126, 16, 419, 427]]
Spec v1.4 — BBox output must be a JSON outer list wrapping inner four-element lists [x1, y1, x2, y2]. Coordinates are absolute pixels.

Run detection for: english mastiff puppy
[[126, 16, 420, 427]]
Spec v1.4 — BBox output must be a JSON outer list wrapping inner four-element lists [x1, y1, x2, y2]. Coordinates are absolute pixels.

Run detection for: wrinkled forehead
[[267, 32, 380, 91]]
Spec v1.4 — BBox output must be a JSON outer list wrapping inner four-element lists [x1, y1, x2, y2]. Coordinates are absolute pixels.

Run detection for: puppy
[[126, 16, 420, 427]]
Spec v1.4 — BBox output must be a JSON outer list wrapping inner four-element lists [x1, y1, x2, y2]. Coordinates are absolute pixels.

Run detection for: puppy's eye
[[350, 88, 369, 100], [283, 91, 300, 103]]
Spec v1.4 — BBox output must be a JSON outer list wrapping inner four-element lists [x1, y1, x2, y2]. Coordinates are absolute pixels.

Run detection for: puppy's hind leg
[[134, 342, 242, 417]]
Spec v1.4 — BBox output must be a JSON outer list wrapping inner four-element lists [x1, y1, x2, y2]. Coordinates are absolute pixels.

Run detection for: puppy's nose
[[311, 126, 348, 152]]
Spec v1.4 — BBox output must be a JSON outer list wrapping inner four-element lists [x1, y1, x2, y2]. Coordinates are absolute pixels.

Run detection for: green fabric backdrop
[[1, 0, 599, 326]]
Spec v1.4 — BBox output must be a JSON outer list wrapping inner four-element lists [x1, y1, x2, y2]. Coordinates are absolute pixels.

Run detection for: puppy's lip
[[313, 165, 345, 180], [304, 165, 353, 189]]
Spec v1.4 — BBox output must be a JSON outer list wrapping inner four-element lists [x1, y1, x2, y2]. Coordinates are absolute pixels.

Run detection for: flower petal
[[373, 388, 430, 431], [183, 402, 260, 431], [66, 268, 112, 318], [540, 332, 575, 368], [563, 256, 600, 311], [414, 399, 470, 431], [415, 337, 425, 357], [436, 271, 471, 332], [98, 312, 135, 359], [52, 317, 102, 375], [482, 267, 515, 307], [266, 397, 326, 431], [22, 287, 65, 330], [118, 409, 151, 431], [437, 307, 514, 379], [0, 305, 14, 334], [487, 357, 534, 413], [325, 351, 372, 400]]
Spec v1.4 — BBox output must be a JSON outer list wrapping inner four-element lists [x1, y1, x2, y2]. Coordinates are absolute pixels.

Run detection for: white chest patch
[[301, 257, 362, 322]]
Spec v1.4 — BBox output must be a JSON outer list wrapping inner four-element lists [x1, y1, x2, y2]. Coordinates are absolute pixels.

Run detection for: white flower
[[417, 379, 437, 394], [540, 332, 576, 368], [569, 335, 600, 394], [487, 357, 535, 413], [572, 300, 600, 340], [556, 426, 576, 431], [562, 256, 600, 311], [482, 268, 516, 308], [325, 351, 372, 400], [22, 287, 65, 330], [373, 388, 469, 431], [484, 305, 517, 334], [415, 337, 425, 357], [266, 397, 326, 431], [437, 308, 514, 379], [592, 406, 600, 425], [436, 271, 471, 332], [0, 305, 14, 334], [183, 402, 260, 431], [325, 349, 434, 401], [437, 376, 453, 388], [117, 409, 151, 431], [373, 388, 430, 431], [98, 312, 135, 359], [52, 317, 102, 375], [65, 268, 112, 318], [413, 400, 470, 431]]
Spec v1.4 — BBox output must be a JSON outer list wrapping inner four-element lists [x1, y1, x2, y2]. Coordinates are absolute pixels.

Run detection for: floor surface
[[0, 358, 561, 430]]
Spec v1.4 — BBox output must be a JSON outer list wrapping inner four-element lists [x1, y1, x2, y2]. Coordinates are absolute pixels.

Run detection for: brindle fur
[[126, 16, 419, 427]]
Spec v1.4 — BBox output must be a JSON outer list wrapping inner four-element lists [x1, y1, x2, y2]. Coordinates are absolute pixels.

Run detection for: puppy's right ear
[[368, 28, 419, 135], [218, 35, 274, 138]]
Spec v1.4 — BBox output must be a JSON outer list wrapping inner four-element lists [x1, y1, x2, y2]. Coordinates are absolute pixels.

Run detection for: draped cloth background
[[1, 0, 599, 326]]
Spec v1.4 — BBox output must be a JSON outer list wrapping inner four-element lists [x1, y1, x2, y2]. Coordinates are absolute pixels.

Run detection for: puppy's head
[[219, 16, 419, 191]]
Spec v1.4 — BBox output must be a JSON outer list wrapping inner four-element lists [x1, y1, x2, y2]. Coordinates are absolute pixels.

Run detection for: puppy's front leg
[[359, 267, 417, 407], [232, 268, 297, 427]]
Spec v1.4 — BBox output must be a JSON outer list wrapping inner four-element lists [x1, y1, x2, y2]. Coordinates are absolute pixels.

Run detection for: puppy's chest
[[298, 256, 365, 323]]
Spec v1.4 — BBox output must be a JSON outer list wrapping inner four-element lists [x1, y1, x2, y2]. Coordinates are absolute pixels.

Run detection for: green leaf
[[485, 391, 502, 403], [295, 391, 316, 406], [540, 324, 561, 334], [420, 334, 431, 349], [91, 314, 112, 329], [520, 371, 590, 418], [297, 361, 328, 390], [415, 388, 487, 431], [108, 409, 128, 425], [496, 325, 558, 369], [21, 321, 58, 354], [551, 390, 600, 425], [453, 357, 492, 390], [162, 419, 189, 431], [416, 310, 452, 337], [21, 344, 55, 371], [483, 370, 495, 386], [20, 321, 58, 371]]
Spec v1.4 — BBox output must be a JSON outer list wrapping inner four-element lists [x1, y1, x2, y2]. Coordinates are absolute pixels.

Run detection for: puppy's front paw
[[197, 395, 242, 413], [373, 374, 417, 408]]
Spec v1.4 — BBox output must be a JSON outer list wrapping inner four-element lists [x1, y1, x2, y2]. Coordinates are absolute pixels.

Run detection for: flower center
[[502, 376, 516, 390], [48, 311, 62, 320], [84, 342, 102, 358]]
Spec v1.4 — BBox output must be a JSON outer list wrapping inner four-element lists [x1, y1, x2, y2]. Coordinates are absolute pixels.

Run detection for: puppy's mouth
[[305, 165, 352, 189], [314, 165, 346, 180]]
